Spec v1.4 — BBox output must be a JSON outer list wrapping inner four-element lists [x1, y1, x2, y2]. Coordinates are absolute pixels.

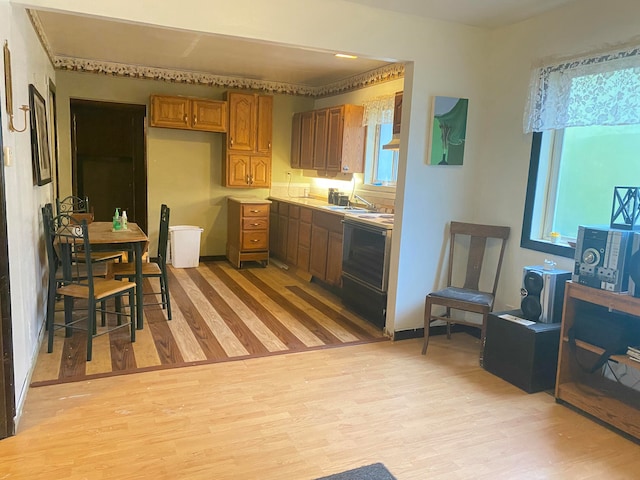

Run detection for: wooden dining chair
[[422, 221, 510, 356], [111, 204, 172, 320], [47, 214, 137, 361]]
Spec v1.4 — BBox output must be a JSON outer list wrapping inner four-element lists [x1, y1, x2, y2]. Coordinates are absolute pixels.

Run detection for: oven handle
[[342, 219, 389, 236]]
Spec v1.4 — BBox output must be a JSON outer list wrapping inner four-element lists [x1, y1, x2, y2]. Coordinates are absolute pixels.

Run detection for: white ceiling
[[31, 0, 579, 89]]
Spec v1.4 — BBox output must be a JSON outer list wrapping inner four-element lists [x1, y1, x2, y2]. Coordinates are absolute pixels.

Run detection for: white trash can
[[169, 225, 203, 268]]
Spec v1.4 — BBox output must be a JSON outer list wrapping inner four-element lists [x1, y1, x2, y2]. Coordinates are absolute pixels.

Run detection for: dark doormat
[[316, 463, 397, 480]]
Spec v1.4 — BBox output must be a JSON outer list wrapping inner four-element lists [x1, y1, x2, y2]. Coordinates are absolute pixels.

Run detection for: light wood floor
[[3, 333, 639, 479], [31, 261, 386, 386]]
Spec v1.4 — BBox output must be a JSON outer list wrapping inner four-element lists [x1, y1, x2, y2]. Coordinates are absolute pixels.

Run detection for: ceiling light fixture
[[335, 53, 358, 59]]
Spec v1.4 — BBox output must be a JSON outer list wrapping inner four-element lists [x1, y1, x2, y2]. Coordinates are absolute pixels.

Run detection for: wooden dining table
[[87, 222, 149, 329]]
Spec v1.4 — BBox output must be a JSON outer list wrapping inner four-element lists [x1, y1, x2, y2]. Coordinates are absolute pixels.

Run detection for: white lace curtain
[[362, 94, 395, 126], [523, 43, 640, 133]]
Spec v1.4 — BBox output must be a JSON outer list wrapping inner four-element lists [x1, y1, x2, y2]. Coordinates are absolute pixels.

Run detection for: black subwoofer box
[[483, 310, 561, 393]]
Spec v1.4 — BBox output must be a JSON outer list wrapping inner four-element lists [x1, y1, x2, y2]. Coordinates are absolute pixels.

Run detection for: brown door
[[0, 113, 16, 439], [71, 100, 147, 232]]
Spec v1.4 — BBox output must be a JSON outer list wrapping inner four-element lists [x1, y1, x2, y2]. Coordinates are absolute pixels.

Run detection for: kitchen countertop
[[268, 195, 349, 214]]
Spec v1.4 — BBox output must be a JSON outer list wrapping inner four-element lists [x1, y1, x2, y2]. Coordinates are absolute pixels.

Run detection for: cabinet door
[[192, 99, 227, 132], [269, 201, 279, 256], [256, 95, 273, 154], [300, 111, 315, 169], [297, 208, 312, 271], [290, 112, 301, 168], [312, 108, 329, 170], [326, 106, 344, 172], [326, 230, 343, 286], [309, 224, 329, 280], [250, 156, 271, 187], [276, 206, 289, 260], [286, 216, 299, 266], [228, 93, 256, 151], [227, 154, 251, 186], [150, 95, 190, 129]]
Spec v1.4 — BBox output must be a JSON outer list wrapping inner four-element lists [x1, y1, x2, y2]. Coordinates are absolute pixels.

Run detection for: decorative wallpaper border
[[29, 10, 404, 97]]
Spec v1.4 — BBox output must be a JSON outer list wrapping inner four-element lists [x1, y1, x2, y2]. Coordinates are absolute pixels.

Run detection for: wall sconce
[[3, 40, 30, 132]]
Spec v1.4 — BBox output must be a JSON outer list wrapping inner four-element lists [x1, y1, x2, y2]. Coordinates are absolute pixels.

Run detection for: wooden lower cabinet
[[297, 207, 312, 270], [309, 210, 343, 287], [286, 205, 300, 266], [226, 197, 270, 268]]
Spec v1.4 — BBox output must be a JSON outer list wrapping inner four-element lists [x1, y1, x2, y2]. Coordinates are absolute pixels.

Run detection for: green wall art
[[429, 96, 468, 166]]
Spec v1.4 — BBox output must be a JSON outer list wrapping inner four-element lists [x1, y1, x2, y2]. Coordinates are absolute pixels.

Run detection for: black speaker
[[483, 311, 561, 393], [520, 266, 571, 323]]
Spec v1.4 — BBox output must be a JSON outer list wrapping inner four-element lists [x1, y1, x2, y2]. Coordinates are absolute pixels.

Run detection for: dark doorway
[[70, 100, 147, 232], [0, 110, 16, 439]]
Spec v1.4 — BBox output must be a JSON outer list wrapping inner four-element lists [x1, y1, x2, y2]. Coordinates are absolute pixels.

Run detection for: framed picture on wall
[[428, 96, 469, 166], [29, 84, 52, 186]]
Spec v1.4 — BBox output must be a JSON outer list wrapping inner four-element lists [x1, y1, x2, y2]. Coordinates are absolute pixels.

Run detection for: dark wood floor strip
[[186, 267, 272, 355], [164, 271, 227, 360], [239, 269, 344, 345], [143, 278, 185, 365], [286, 285, 378, 341], [206, 263, 308, 350], [60, 328, 86, 379]]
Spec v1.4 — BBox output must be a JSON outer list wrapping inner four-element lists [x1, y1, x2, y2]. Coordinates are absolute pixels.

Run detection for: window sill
[[520, 236, 575, 259]]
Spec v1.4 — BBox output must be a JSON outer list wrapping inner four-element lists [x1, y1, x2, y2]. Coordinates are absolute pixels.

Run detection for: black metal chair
[[111, 204, 172, 320], [47, 213, 136, 361]]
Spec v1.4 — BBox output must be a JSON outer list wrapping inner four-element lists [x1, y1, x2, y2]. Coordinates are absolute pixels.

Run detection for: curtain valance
[[523, 44, 640, 133], [362, 94, 395, 126]]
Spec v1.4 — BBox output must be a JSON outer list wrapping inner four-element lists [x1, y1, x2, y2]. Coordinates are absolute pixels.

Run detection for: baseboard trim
[[393, 324, 480, 341]]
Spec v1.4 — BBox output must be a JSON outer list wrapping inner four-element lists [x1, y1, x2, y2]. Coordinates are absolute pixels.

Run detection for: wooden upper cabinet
[[290, 104, 364, 174], [312, 108, 329, 170], [150, 95, 226, 132], [227, 92, 257, 151], [256, 95, 273, 154], [290, 113, 302, 169], [223, 91, 273, 188], [192, 99, 227, 132], [392, 91, 403, 136]]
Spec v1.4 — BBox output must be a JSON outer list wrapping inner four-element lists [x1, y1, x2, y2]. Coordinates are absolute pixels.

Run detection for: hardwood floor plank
[[165, 268, 228, 360], [204, 263, 308, 352], [182, 266, 270, 356], [30, 261, 390, 386], [286, 285, 379, 340], [170, 267, 252, 357], [240, 269, 345, 345], [196, 265, 293, 352]]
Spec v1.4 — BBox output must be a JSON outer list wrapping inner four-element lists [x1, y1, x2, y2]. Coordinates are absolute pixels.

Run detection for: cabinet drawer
[[242, 204, 269, 217], [243, 218, 268, 230], [241, 231, 268, 250]]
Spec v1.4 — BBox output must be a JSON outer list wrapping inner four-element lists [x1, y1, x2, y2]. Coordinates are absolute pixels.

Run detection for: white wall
[[1, 0, 56, 421], [478, 0, 640, 312]]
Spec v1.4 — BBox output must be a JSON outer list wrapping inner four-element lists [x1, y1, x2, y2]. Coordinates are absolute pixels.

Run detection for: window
[[523, 126, 640, 256], [521, 42, 640, 257], [365, 122, 398, 186], [361, 94, 398, 187]]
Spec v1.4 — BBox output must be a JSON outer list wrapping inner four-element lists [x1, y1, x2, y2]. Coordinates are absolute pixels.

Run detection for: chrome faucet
[[352, 194, 376, 211]]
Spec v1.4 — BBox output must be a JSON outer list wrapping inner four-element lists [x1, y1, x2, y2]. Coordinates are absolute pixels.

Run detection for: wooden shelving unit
[[555, 281, 640, 440]]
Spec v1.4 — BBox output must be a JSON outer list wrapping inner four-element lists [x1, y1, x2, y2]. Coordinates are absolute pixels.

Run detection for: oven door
[[342, 220, 391, 292]]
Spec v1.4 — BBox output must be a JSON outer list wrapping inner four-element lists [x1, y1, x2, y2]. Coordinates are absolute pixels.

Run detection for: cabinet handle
[[230, 138, 234, 146], [268, 142, 271, 150], [250, 209, 260, 213], [250, 239, 259, 243], [251, 223, 260, 226], [193, 114, 197, 125], [246, 174, 250, 184], [183, 114, 188, 123]]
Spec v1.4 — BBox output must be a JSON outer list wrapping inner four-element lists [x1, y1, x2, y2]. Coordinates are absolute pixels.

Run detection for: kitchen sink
[[320, 205, 368, 212]]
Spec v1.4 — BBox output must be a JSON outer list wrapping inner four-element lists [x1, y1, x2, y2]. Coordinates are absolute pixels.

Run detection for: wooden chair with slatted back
[[48, 214, 136, 361], [422, 221, 510, 356], [111, 204, 172, 320]]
